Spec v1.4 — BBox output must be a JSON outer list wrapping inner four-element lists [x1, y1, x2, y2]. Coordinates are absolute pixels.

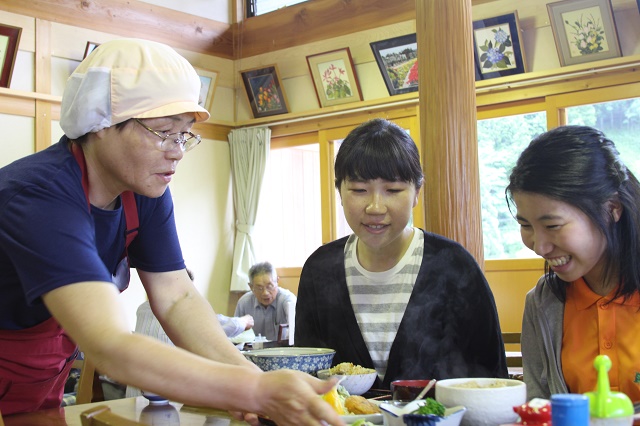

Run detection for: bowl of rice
[[435, 378, 526, 426], [317, 362, 378, 395]]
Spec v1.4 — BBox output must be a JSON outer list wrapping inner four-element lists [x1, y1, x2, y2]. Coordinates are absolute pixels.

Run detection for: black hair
[[334, 118, 424, 190], [506, 125, 640, 302]]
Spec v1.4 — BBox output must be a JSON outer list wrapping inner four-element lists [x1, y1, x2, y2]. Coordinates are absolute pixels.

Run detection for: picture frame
[[306, 48, 362, 108], [194, 67, 219, 114], [83, 41, 100, 59], [240, 64, 289, 118], [472, 12, 527, 80], [370, 33, 418, 96], [547, 0, 621, 66], [0, 23, 22, 88]]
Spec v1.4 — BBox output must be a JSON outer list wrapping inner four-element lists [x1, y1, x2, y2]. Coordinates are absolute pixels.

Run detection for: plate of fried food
[[324, 385, 383, 425], [258, 385, 382, 426]]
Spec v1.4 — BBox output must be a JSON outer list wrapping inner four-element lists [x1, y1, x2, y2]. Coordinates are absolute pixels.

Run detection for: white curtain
[[227, 127, 271, 291]]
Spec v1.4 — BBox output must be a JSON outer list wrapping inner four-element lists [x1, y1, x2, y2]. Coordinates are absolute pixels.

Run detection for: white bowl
[[317, 368, 377, 395], [435, 378, 526, 426], [380, 401, 466, 426]]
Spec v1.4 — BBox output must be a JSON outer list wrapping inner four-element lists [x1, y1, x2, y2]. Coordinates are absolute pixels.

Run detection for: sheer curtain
[[227, 127, 271, 291]]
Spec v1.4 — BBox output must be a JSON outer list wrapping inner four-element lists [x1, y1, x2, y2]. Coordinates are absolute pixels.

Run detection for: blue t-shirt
[[0, 137, 185, 329]]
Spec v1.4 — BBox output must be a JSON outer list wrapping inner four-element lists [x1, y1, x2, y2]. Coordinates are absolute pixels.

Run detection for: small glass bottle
[[551, 394, 590, 426]]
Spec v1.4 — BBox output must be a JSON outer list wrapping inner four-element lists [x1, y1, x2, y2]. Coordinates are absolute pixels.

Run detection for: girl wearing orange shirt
[[506, 125, 640, 402]]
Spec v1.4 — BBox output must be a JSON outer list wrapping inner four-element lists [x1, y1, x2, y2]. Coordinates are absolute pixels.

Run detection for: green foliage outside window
[[478, 112, 547, 259], [567, 98, 640, 176], [479, 97, 640, 260]]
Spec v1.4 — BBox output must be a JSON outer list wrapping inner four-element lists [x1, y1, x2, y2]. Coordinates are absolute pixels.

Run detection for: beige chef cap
[[60, 38, 210, 139]]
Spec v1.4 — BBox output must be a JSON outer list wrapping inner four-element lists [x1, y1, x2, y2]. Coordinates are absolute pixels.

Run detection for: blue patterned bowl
[[243, 347, 335, 376]]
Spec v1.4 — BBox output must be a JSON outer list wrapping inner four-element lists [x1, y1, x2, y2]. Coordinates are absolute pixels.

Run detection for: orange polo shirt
[[562, 278, 640, 402]]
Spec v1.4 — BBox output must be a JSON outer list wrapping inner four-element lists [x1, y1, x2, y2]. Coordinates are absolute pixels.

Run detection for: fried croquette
[[344, 395, 381, 415]]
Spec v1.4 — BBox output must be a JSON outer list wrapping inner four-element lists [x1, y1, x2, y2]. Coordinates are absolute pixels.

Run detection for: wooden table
[[3, 396, 248, 426]]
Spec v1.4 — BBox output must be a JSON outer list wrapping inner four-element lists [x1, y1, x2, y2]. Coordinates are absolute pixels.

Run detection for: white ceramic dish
[[402, 407, 466, 426], [435, 378, 526, 426], [380, 400, 466, 426], [342, 413, 383, 425], [230, 328, 255, 344], [317, 368, 378, 395]]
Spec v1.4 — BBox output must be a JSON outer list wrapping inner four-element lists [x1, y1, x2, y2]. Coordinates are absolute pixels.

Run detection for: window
[[566, 97, 640, 176], [246, 0, 309, 17], [253, 140, 322, 267], [477, 111, 547, 259], [332, 140, 353, 240]]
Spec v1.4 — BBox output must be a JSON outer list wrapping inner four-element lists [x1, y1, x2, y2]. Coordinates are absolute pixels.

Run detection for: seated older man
[[234, 261, 296, 341]]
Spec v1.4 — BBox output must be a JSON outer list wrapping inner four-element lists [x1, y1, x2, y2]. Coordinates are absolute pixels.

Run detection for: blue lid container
[[551, 394, 589, 426]]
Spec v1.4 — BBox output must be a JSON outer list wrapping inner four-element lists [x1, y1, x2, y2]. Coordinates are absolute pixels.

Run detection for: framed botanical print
[[472, 12, 527, 80], [194, 67, 219, 114], [547, 0, 622, 66], [83, 41, 100, 59], [0, 23, 22, 88], [240, 65, 289, 118], [306, 48, 362, 108]]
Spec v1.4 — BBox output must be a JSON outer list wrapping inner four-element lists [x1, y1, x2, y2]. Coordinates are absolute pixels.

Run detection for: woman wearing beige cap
[[0, 39, 343, 426]]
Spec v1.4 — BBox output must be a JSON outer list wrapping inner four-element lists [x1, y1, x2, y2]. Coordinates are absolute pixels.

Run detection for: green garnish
[[415, 398, 446, 417]]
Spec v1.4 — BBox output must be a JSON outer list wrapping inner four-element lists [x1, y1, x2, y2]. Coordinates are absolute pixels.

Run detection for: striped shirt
[[344, 228, 423, 379]]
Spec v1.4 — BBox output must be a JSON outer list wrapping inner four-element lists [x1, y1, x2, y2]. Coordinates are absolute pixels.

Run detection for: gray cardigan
[[522, 276, 569, 399]]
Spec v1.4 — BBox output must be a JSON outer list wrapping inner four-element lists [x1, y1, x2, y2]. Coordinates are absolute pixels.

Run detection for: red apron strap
[[71, 144, 90, 211], [71, 143, 138, 249], [121, 191, 139, 248]]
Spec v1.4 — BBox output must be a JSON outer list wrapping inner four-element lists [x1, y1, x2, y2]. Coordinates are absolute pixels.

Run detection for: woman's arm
[[139, 269, 251, 366], [43, 281, 345, 426]]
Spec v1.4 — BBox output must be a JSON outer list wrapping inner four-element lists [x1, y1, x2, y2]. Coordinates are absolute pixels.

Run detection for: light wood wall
[[271, 260, 544, 334]]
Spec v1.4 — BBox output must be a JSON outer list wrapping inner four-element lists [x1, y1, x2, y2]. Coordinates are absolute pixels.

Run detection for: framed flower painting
[[472, 12, 527, 80], [0, 23, 22, 88], [306, 48, 362, 108], [194, 67, 219, 115], [370, 33, 419, 96], [83, 41, 100, 59], [547, 0, 621, 66], [240, 64, 289, 118]]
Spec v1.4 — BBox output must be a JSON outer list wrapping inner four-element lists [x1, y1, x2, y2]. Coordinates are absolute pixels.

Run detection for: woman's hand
[[253, 370, 346, 426]]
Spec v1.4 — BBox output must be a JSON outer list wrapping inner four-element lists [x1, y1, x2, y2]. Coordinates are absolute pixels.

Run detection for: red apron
[[0, 144, 139, 415]]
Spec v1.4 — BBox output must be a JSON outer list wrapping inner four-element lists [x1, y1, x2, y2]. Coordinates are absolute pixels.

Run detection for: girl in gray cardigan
[[506, 125, 640, 401]]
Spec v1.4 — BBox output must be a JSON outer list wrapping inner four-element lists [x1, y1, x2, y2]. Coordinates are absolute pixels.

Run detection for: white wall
[[121, 137, 235, 330], [138, 0, 231, 23]]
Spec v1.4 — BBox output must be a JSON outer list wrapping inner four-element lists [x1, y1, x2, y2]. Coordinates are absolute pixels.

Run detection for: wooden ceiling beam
[[1, 0, 235, 58], [234, 0, 416, 58], [7, 0, 635, 60]]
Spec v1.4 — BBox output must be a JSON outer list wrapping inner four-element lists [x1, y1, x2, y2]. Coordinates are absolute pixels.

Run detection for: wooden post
[[35, 19, 52, 153], [416, 0, 484, 267]]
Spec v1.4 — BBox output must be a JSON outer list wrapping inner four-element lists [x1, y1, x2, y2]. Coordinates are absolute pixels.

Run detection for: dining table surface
[[2, 396, 246, 426]]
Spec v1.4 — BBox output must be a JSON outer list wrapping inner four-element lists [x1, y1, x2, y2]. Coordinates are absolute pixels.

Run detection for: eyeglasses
[[251, 283, 276, 293], [134, 119, 201, 152]]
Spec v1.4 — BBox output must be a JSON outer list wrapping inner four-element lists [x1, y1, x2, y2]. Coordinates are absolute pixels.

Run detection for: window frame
[[261, 62, 640, 267], [317, 116, 424, 244], [245, 0, 310, 18]]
